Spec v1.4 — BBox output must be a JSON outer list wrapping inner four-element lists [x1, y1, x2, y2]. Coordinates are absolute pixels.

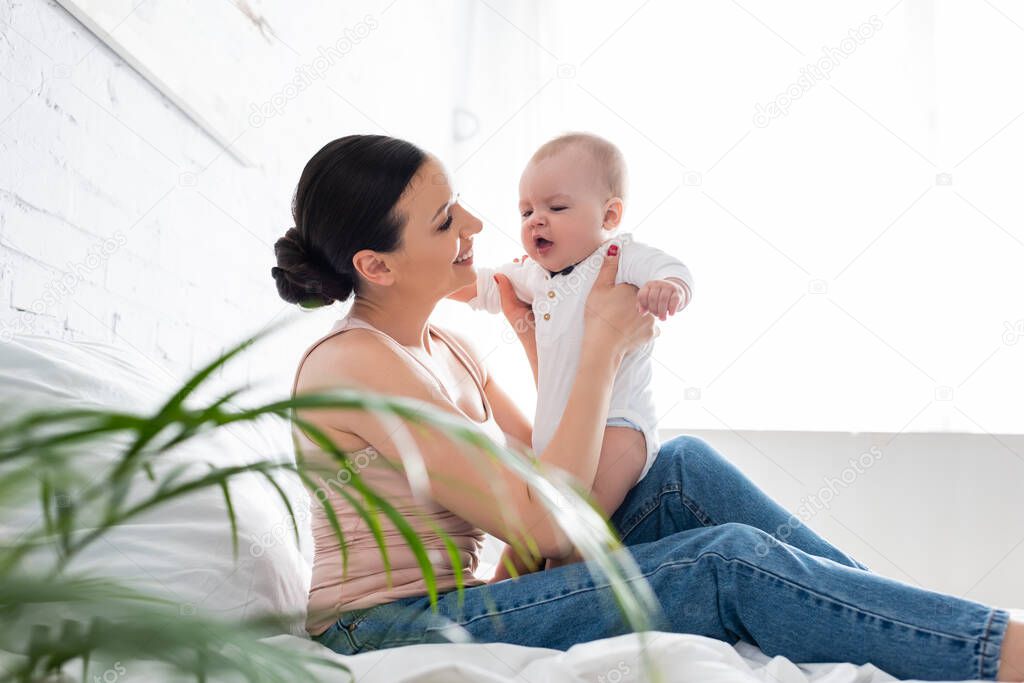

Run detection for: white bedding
[[0, 335, 314, 635], [262, 621, 1024, 683]]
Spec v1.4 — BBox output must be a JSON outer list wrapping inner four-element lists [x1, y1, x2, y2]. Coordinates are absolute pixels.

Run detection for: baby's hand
[[637, 278, 688, 321]]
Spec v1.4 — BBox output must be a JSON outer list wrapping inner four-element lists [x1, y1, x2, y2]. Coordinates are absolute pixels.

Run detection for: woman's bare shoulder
[[295, 327, 444, 406], [297, 328, 396, 393], [293, 328, 440, 453]]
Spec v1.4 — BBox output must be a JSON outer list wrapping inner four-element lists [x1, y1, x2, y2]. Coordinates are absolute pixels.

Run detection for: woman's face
[[390, 157, 482, 299]]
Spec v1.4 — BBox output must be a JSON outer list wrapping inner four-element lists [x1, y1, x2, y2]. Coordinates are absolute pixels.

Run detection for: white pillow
[[0, 334, 313, 636]]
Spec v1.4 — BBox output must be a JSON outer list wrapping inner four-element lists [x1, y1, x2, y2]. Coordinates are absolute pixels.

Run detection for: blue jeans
[[313, 435, 1011, 680]]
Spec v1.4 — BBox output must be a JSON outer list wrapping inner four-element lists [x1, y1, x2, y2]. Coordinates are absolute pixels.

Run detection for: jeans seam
[[655, 552, 979, 645], [345, 612, 371, 630], [977, 607, 1009, 680], [332, 606, 387, 653], [431, 584, 607, 631], [312, 620, 340, 643], [979, 608, 995, 681], [619, 485, 715, 544], [682, 492, 716, 527]]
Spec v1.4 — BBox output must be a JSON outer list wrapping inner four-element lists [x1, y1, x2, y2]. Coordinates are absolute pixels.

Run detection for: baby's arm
[[615, 236, 694, 320], [447, 281, 478, 303], [637, 277, 690, 320]]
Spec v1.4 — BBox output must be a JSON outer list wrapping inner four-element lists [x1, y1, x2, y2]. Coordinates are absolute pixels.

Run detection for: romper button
[[547, 291, 555, 298], [543, 313, 551, 321]]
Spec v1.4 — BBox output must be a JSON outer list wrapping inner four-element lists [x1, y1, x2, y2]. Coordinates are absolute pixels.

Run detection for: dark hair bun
[[271, 227, 353, 307], [273, 135, 427, 307]]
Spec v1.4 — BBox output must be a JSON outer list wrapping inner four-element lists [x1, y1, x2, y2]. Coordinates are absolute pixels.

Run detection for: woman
[[272, 134, 1023, 681]]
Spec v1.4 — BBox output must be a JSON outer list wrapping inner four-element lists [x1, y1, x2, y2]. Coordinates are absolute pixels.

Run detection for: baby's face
[[518, 149, 611, 272]]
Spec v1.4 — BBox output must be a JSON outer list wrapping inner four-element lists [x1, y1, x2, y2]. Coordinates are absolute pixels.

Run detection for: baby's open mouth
[[535, 237, 554, 249]]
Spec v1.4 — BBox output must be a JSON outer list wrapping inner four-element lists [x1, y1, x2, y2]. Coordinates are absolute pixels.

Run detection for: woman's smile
[[453, 244, 474, 266]]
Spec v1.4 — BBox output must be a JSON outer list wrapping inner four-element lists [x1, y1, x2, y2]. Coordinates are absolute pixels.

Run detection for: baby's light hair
[[529, 132, 628, 199]]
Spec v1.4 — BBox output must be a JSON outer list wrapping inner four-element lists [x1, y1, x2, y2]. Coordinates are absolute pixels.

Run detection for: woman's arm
[[443, 327, 533, 451], [462, 352, 538, 579], [296, 247, 653, 562], [296, 333, 615, 561]]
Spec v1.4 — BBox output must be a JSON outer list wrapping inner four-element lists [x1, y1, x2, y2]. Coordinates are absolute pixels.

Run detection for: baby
[[451, 133, 694, 577]]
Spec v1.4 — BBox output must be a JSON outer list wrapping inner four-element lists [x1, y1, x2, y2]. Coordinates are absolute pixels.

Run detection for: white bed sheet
[[266, 631, 895, 682], [265, 608, 1024, 683]]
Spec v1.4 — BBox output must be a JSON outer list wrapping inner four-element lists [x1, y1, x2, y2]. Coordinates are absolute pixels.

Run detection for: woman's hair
[[272, 135, 427, 307]]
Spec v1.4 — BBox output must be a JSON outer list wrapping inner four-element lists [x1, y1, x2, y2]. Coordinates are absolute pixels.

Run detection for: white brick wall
[[0, 2, 280, 380], [1, 2, 401, 392], [0, 0, 498, 397]]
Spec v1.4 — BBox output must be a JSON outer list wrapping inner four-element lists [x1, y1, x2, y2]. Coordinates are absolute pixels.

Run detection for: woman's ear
[[352, 249, 394, 287], [602, 197, 624, 230]]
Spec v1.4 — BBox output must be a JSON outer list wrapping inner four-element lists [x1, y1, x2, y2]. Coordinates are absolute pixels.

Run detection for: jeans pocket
[[350, 597, 439, 652], [313, 608, 374, 656]]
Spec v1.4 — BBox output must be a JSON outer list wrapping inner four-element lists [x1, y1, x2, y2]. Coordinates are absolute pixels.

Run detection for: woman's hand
[[494, 256, 535, 337], [494, 263, 539, 385], [583, 244, 657, 360], [490, 543, 544, 583]]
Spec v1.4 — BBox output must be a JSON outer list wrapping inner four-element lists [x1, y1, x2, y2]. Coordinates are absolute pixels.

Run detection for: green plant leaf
[[218, 478, 239, 563]]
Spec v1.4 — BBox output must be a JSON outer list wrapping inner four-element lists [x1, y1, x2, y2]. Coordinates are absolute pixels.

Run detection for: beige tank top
[[291, 313, 506, 636]]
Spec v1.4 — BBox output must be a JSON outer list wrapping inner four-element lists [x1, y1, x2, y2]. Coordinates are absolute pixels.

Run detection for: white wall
[[684, 428, 1024, 611], [0, 0, 314, 386], [451, 0, 1024, 436]]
